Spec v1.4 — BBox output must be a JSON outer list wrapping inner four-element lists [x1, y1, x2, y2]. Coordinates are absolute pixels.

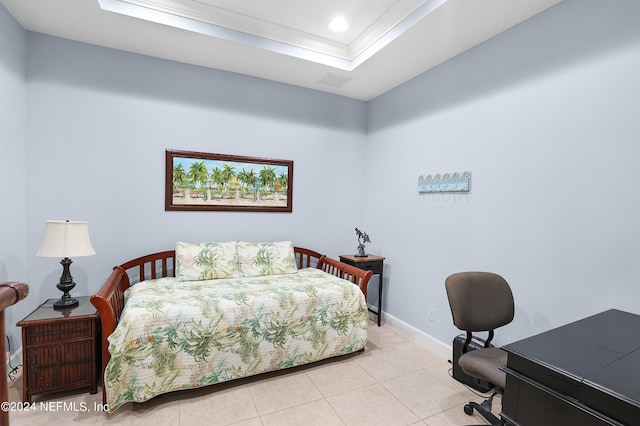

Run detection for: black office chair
[[445, 272, 514, 425]]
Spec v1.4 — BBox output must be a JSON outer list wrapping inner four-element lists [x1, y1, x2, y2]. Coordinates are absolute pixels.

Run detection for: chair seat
[[459, 348, 507, 389]]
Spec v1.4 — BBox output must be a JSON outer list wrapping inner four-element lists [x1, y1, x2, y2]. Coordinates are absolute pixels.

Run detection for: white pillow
[[175, 241, 240, 281], [236, 241, 298, 278]]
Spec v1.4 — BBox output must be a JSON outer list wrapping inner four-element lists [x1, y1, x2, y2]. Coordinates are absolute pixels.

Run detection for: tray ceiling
[[0, 0, 562, 100]]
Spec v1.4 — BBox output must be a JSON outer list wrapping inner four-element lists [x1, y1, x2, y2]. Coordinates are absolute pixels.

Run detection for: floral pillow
[[175, 241, 240, 281], [237, 241, 298, 278]]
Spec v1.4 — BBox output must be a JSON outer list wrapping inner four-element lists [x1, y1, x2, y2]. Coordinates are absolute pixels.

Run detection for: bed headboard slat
[[318, 256, 372, 297], [293, 246, 324, 269]]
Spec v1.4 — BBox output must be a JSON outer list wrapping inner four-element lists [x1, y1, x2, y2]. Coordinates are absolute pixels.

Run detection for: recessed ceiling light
[[329, 16, 349, 33]]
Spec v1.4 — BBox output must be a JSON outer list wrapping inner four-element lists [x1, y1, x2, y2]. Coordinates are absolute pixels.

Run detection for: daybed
[[90, 242, 372, 412]]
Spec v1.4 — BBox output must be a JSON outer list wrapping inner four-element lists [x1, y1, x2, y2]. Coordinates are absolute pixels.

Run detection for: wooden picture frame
[[165, 150, 293, 212]]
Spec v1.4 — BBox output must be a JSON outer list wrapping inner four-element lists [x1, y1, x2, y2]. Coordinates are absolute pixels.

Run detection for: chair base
[[463, 391, 505, 425]]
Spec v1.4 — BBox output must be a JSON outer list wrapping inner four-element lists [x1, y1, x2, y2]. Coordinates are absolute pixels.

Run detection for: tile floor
[[7, 322, 500, 425]]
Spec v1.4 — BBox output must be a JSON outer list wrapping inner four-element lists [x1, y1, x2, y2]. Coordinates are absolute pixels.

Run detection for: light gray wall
[[0, 4, 27, 352], [365, 0, 640, 347], [13, 33, 368, 344]]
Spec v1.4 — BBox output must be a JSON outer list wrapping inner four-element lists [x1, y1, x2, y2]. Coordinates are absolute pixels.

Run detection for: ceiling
[[1, 0, 562, 101]]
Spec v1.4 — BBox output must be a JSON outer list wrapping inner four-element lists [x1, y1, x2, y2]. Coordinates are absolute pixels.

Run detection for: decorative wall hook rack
[[418, 171, 471, 193]]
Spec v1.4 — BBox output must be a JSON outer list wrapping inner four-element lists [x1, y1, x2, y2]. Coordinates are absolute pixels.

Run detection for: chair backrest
[[445, 272, 514, 333]]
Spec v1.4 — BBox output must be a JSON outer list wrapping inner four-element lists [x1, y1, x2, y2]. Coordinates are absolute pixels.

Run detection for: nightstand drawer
[[354, 261, 382, 274], [24, 320, 93, 345]]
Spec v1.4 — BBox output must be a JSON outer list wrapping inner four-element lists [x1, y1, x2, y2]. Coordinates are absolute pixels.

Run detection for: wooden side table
[[17, 296, 100, 402], [339, 255, 385, 326]]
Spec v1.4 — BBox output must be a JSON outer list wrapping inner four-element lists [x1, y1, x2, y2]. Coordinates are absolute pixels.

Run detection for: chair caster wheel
[[464, 404, 474, 415]]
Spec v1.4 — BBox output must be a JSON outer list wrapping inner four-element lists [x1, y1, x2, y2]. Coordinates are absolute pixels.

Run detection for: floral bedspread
[[105, 268, 368, 411]]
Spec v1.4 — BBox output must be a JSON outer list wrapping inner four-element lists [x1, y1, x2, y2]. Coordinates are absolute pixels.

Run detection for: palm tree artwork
[[210, 167, 225, 199], [187, 161, 209, 200], [173, 164, 188, 197], [168, 151, 292, 211], [221, 164, 236, 198], [237, 169, 258, 200], [259, 166, 276, 200], [275, 172, 288, 200]]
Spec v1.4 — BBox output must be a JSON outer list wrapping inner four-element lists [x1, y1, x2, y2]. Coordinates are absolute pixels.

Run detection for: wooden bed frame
[[90, 246, 372, 404]]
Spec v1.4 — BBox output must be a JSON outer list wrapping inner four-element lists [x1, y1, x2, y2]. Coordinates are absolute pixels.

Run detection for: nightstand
[[339, 255, 385, 326], [17, 296, 100, 402]]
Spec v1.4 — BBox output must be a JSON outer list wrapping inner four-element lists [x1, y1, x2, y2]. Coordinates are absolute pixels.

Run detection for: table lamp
[[36, 220, 96, 310]]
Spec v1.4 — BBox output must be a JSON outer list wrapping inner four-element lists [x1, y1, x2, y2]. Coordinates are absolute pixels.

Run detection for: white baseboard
[[381, 311, 452, 360]]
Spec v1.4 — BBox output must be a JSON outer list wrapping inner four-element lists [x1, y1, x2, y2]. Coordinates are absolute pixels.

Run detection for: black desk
[[501, 309, 640, 426]]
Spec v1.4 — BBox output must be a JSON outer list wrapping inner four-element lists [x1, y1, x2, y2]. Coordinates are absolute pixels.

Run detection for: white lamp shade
[[36, 220, 96, 258]]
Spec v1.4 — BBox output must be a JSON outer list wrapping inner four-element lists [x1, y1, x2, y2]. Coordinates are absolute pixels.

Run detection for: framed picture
[[165, 150, 293, 212]]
